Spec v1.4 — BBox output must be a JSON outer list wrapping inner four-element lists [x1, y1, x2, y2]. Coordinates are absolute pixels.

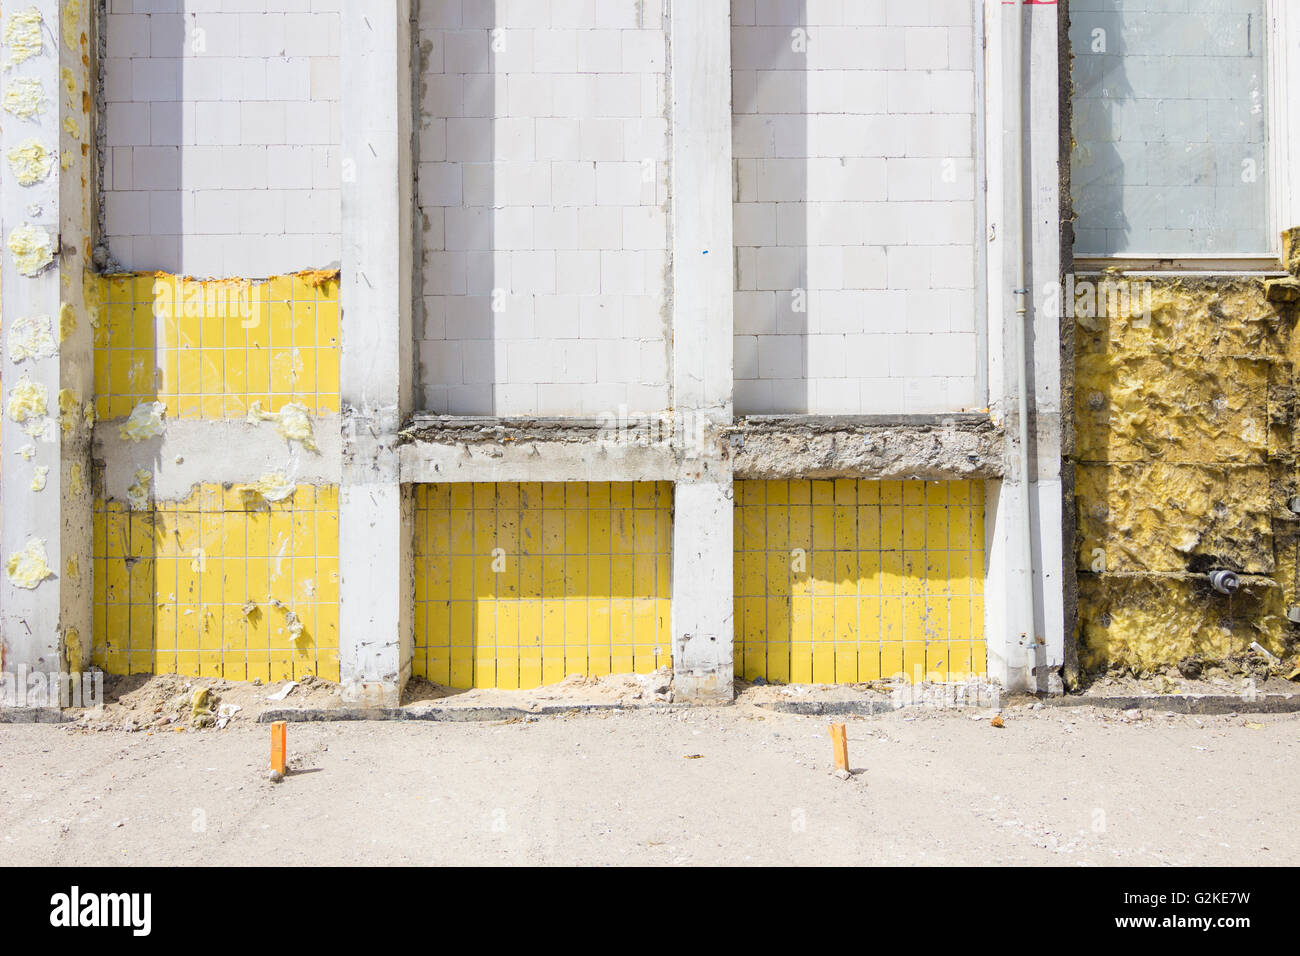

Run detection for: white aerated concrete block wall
[[102, 0, 342, 277], [1070, 0, 1270, 256], [732, 0, 982, 415], [415, 0, 671, 417]]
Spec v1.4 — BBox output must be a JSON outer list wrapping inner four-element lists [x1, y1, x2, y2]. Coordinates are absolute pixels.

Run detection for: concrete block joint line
[[26, 0, 1300, 715]]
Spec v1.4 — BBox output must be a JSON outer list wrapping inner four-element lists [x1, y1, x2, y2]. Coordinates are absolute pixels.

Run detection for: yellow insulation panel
[[413, 482, 673, 689], [92, 484, 340, 681], [90, 272, 340, 421], [734, 479, 985, 684]]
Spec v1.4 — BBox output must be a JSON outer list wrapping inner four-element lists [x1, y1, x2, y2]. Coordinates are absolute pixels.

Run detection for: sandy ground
[[1, 700, 1296, 866]]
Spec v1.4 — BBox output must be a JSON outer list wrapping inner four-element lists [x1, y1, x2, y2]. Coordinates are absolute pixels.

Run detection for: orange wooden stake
[[270, 721, 287, 774], [829, 722, 849, 772]]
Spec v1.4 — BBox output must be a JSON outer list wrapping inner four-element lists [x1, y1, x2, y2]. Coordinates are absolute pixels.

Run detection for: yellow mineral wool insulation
[[118, 400, 165, 441], [58, 302, 75, 341], [6, 537, 54, 589], [57, 388, 79, 433], [7, 222, 54, 275], [30, 465, 48, 491], [7, 138, 54, 186], [247, 400, 318, 452], [1078, 574, 1286, 675], [7, 376, 49, 437], [126, 469, 152, 510], [3, 77, 45, 119], [68, 461, 84, 496], [246, 471, 295, 503], [4, 8, 43, 64], [8, 314, 56, 362]]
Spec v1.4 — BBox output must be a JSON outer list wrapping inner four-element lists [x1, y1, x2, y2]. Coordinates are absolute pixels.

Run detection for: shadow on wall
[[416, 2, 499, 414], [411, 481, 673, 691], [734, 0, 810, 413]]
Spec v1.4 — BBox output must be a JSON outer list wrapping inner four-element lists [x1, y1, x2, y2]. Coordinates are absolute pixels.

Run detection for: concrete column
[[669, 0, 735, 701], [0, 1, 95, 708], [337, 0, 414, 705], [983, 0, 1065, 694]]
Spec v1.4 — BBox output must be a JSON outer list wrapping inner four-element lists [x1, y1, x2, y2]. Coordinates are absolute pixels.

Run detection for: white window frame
[[1072, 0, 1297, 274]]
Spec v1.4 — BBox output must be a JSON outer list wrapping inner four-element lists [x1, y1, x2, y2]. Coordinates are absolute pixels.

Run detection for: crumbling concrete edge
[[256, 702, 680, 723], [0, 707, 70, 724], [1044, 693, 1300, 715]]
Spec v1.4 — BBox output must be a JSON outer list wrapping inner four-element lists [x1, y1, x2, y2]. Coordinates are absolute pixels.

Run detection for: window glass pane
[[1070, 0, 1270, 257]]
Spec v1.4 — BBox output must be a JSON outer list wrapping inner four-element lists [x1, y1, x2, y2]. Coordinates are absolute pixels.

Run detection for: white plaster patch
[[3, 76, 45, 119], [7, 314, 56, 362], [3, 8, 43, 64]]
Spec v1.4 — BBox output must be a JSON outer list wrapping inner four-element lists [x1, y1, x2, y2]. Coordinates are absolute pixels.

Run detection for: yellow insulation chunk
[[6, 138, 54, 186], [7, 222, 54, 275], [6, 537, 54, 589], [118, 400, 166, 441], [247, 400, 318, 452]]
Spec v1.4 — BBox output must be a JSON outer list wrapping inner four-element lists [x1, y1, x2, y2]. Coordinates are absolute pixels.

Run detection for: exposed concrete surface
[[93, 418, 342, 500], [2, 705, 1296, 865], [729, 415, 1002, 480]]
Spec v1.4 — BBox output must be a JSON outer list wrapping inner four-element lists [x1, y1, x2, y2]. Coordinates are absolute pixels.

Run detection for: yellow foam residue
[[30, 465, 49, 491], [61, 67, 76, 103], [69, 461, 85, 496], [7, 376, 50, 438], [8, 314, 56, 362], [62, 115, 80, 139], [66, 556, 79, 582], [82, 402, 95, 428], [8, 223, 54, 275], [18, 443, 36, 461], [7, 138, 54, 186], [4, 8, 44, 64], [6, 537, 54, 589], [64, 627, 83, 672], [248, 400, 318, 452], [118, 400, 166, 441], [58, 387, 79, 433], [126, 469, 152, 510], [59, 302, 75, 341], [3, 77, 45, 119], [62, 0, 81, 50]]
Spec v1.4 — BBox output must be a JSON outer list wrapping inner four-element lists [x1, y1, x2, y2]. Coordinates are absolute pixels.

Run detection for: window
[[1070, 0, 1272, 259]]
